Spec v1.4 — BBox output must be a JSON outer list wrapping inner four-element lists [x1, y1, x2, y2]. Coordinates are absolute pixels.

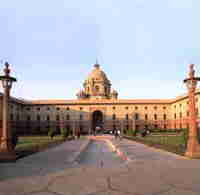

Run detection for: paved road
[[1, 135, 200, 195]]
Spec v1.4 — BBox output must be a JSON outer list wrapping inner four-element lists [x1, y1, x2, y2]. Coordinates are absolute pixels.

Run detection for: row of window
[[174, 109, 198, 119], [25, 106, 168, 112], [173, 98, 198, 109]]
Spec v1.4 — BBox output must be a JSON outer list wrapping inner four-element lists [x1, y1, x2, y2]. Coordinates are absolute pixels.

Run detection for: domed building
[[0, 62, 200, 136], [77, 63, 118, 100]]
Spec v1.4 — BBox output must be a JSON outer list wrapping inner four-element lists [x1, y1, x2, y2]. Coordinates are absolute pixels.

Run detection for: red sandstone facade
[[0, 63, 200, 136]]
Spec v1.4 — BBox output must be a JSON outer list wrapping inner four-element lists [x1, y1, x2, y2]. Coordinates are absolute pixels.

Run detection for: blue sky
[[0, 0, 199, 100]]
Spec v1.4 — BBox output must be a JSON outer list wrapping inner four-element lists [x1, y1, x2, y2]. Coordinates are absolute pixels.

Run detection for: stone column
[[184, 64, 200, 158], [0, 85, 16, 161]]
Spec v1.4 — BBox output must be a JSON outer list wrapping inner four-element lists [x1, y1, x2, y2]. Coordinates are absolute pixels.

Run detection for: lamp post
[[0, 62, 17, 161], [183, 64, 200, 158]]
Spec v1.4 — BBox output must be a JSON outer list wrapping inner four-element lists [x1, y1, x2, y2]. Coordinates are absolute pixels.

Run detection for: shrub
[[182, 128, 189, 148], [60, 127, 68, 139], [48, 129, 55, 139], [11, 130, 18, 149]]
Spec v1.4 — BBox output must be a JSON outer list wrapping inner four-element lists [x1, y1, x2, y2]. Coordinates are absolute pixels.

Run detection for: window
[[56, 115, 60, 121], [179, 112, 182, 119], [56, 107, 60, 111], [47, 107, 50, 111], [27, 115, 31, 121], [112, 114, 116, 120], [125, 107, 128, 110], [10, 114, 14, 121], [174, 105, 176, 109], [80, 114, 83, 120], [164, 124, 167, 129], [16, 114, 19, 121], [135, 113, 139, 120], [163, 106, 166, 110], [163, 114, 166, 120], [145, 106, 148, 110], [95, 85, 99, 92], [112, 106, 116, 110], [46, 115, 50, 121], [180, 123, 182, 129], [26, 107, 31, 111], [66, 107, 70, 110], [196, 108, 199, 116], [135, 106, 138, 110], [125, 114, 129, 120], [154, 106, 157, 110], [174, 113, 176, 119], [37, 115, 40, 121], [135, 125, 139, 130], [10, 105, 13, 110], [37, 107, 40, 111], [187, 111, 189, 117], [145, 125, 148, 129], [196, 98, 198, 102], [154, 124, 158, 129], [145, 114, 148, 120], [154, 114, 157, 120], [179, 104, 182, 107], [80, 107, 83, 110], [66, 114, 70, 120], [126, 125, 129, 130]]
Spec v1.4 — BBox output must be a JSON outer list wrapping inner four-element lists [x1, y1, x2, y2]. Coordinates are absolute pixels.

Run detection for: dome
[[84, 64, 110, 83]]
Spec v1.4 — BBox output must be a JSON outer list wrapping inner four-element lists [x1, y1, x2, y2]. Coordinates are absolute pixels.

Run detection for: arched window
[[135, 113, 139, 120], [154, 114, 157, 120], [174, 113, 176, 119], [10, 114, 14, 121], [46, 115, 50, 121], [112, 114, 116, 120], [179, 112, 182, 119], [163, 114, 166, 120], [66, 114, 70, 120], [37, 115, 40, 121], [56, 115, 60, 121], [145, 114, 148, 120], [27, 115, 31, 121], [126, 114, 129, 120], [95, 85, 99, 92]]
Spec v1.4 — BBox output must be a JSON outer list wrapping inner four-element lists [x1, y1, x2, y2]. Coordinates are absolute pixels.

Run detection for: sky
[[0, 0, 199, 100]]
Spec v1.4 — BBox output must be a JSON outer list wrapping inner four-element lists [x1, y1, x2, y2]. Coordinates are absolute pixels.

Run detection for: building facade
[[0, 63, 200, 136]]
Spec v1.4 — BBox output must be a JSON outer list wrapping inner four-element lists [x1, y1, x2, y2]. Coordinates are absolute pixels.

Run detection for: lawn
[[16, 135, 66, 158], [125, 134, 186, 155]]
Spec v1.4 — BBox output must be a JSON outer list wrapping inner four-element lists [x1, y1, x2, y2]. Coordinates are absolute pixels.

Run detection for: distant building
[[0, 63, 199, 135]]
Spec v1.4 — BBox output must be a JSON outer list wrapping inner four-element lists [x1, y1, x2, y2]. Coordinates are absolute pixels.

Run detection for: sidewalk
[[1, 136, 200, 195], [0, 138, 90, 194]]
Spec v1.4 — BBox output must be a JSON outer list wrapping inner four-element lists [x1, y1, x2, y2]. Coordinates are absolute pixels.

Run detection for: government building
[[0, 63, 199, 136]]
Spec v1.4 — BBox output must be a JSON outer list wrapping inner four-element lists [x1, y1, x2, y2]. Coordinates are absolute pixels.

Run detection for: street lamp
[[183, 64, 200, 158], [0, 62, 17, 162]]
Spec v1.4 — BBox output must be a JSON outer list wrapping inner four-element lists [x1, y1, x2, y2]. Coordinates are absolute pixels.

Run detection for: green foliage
[[60, 127, 68, 139], [48, 129, 55, 139], [11, 130, 18, 149], [125, 129, 137, 136], [181, 128, 189, 148]]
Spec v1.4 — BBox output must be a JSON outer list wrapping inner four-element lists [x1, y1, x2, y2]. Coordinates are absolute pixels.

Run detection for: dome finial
[[94, 57, 100, 69]]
